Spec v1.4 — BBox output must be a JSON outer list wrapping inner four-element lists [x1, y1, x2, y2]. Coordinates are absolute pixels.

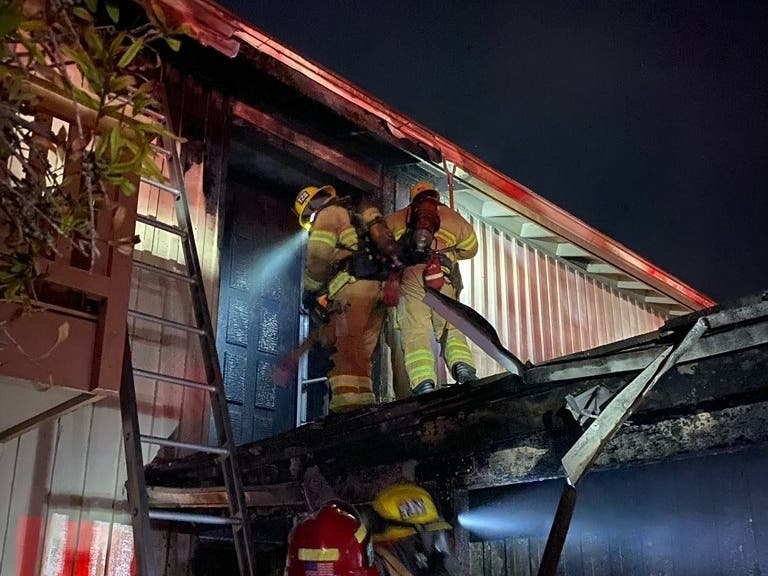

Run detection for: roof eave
[[155, 0, 716, 311]]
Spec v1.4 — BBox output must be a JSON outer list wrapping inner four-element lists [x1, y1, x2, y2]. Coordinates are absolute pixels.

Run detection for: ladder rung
[[149, 510, 240, 525], [301, 377, 328, 385], [132, 367, 216, 392], [127, 309, 206, 335], [145, 108, 166, 122], [132, 260, 195, 283], [140, 435, 229, 455], [136, 214, 186, 237], [140, 176, 181, 197], [150, 143, 172, 157]]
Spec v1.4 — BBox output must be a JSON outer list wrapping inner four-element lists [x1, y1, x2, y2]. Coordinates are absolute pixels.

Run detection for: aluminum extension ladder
[[119, 94, 257, 576]]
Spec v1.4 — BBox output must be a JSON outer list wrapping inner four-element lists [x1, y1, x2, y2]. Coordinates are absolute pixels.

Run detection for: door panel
[[217, 180, 301, 444]]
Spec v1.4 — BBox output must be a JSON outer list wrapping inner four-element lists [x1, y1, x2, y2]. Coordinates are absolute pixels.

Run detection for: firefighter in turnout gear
[[371, 484, 460, 575], [295, 185, 401, 413], [284, 501, 378, 576], [385, 182, 479, 396]]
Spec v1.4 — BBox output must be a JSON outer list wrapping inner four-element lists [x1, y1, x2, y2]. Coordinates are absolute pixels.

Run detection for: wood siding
[[468, 446, 768, 576]]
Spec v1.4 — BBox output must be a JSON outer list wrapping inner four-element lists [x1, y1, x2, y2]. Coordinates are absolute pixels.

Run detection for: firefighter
[[294, 184, 401, 413], [385, 182, 479, 396], [284, 501, 379, 576], [370, 483, 460, 576]]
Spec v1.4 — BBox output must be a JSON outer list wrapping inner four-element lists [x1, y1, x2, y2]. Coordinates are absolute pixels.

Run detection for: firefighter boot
[[412, 380, 436, 396], [451, 362, 477, 385]]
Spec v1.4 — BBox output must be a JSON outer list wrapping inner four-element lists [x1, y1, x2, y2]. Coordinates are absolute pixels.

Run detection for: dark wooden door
[[217, 179, 301, 444]]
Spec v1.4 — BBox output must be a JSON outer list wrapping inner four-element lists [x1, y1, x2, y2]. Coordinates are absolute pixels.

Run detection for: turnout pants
[[327, 279, 386, 412], [397, 265, 474, 390]]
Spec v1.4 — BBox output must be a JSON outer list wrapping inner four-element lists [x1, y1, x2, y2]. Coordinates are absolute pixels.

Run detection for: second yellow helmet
[[409, 181, 439, 202], [372, 484, 450, 530]]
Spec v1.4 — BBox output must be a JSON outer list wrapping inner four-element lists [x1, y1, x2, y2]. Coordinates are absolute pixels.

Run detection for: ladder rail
[[160, 128, 259, 575], [120, 336, 157, 576], [120, 87, 258, 576]]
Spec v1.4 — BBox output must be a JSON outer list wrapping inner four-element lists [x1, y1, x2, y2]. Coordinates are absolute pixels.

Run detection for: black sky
[[218, 0, 767, 302]]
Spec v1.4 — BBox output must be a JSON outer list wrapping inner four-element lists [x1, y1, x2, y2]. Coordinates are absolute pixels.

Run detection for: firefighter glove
[[302, 289, 320, 314]]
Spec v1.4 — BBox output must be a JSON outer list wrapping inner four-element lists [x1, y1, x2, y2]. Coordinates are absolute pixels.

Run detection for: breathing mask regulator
[[406, 188, 445, 290]]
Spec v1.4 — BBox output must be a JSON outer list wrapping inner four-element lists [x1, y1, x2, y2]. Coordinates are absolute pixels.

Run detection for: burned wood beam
[[143, 299, 768, 537], [231, 101, 383, 192], [235, 45, 442, 165], [528, 311, 768, 385], [146, 344, 768, 491], [464, 399, 768, 489], [145, 398, 768, 519], [148, 483, 303, 509]]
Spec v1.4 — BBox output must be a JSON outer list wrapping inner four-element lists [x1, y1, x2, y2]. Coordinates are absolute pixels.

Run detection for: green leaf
[[108, 74, 136, 93], [0, 4, 22, 36], [19, 19, 47, 32], [71, 87, 101, 109], [164, 37, 181, 52], [175, 23, 194, 38], [61, 46, 100, 90], [119, 137, 140, 154], [95, 133, 109, 157], [102, 103, 126, 116], [118, 178, 137, 196], [109, 31, 127, 56], [140, 122, 177, 139], [117, 39, 143, 68], [84, 0, 98, 12], [71, 7, 94, 22], [109, 126, 120, 159], [104, 159, 134, 174], [139, 156, 165, 181], [105, 0, 120, 24], [84, 26, 104, 55]]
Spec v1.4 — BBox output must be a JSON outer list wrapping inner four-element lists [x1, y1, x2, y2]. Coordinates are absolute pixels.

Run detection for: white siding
[[459, 212, 666, 378], [0, 159, 219, 576]]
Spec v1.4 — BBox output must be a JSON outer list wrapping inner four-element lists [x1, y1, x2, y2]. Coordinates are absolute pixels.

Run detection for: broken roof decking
[[156, 0, 715, 314], [146, 296, 768, 510]]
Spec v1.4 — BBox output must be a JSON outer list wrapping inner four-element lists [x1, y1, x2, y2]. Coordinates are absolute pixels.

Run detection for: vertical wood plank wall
[[459, 212, 666, 377], [0, 128, 222, 576], [467, 446, 768, 576]]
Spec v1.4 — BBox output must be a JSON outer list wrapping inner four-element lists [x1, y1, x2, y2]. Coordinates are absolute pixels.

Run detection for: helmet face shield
[[419, 527, 452, 555]]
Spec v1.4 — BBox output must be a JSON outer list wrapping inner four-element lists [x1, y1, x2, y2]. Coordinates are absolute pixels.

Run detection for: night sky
[[218, 1, 767, 302]]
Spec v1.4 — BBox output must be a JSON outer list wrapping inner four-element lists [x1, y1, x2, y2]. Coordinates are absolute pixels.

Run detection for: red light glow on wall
[[17, 515, 135, 576]]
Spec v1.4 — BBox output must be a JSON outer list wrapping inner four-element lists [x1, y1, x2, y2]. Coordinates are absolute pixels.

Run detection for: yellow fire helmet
[[409, 181, 439, 202], [372, 484, 452, 542], [294, 185, 337, 230]]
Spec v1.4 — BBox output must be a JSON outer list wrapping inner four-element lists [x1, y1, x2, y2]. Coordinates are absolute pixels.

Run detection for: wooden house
[[4, 1, 764, 575]]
